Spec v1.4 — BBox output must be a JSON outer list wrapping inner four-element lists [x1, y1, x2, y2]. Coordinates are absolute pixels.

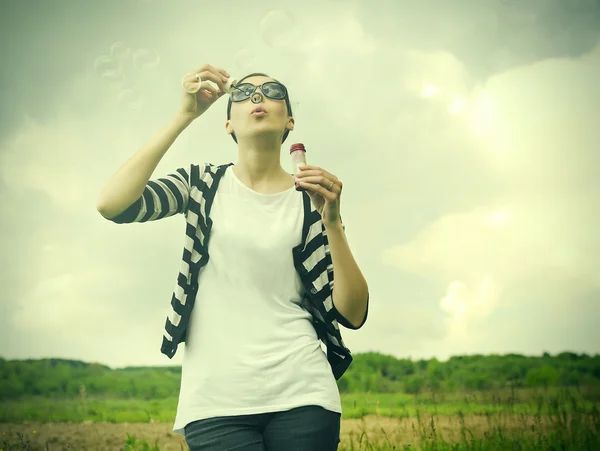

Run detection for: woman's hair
[[226, 72, 294, 144]]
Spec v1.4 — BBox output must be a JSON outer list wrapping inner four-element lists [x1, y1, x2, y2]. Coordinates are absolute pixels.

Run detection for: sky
[[1, 0, 599, 370]]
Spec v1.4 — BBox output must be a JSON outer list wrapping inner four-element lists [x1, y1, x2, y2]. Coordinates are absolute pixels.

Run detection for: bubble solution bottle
[[223, 77, 238, 94], [290, 143, 308, 192]]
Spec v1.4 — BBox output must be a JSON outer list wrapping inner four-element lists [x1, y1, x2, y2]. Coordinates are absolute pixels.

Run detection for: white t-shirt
[[173, 165, 342, 436]]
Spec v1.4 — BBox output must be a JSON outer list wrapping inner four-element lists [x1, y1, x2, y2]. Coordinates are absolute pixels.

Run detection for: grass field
[[1, 387, 598, 450]]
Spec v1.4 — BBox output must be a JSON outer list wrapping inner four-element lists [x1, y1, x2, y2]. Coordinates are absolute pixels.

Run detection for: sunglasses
[[230, 81, 288, 102]]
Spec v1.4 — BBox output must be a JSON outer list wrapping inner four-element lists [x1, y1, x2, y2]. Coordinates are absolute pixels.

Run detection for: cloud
[[383, 206, 521, 284], [439, 274, 499, 343], [382, 42, 600, 344], [402, 49, 470, 99], [0, 69, 142, 211]]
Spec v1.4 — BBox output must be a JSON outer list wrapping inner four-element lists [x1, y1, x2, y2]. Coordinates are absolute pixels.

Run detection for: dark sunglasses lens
[[232, 83, 254, 101], [263, 82, 286, 99]]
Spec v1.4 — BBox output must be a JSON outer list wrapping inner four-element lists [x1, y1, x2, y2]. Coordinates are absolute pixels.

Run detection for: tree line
[[1, 351, 598, 401]]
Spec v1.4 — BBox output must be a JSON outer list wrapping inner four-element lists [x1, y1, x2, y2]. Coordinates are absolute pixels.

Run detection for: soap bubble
[[182, 73, 201, 93], [235, 48, 256, 70], [93, 55, 123, 83], [133, 48, 160, 71], [110, 41, 132, 62], [260, 10, 298, 49], [118, 87, 144, 110]]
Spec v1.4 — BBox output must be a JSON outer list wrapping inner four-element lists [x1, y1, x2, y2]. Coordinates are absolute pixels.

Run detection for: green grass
[[0, 387, 598, 450], [0, 395, 175, 423], [2, 387, 595, 423]]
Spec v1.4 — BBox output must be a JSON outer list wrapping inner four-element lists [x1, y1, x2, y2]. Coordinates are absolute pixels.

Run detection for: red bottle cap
[[290, 143, 306, 154]]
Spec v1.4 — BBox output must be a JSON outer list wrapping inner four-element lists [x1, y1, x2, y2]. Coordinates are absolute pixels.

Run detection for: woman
[[96, 64, 369, 450]]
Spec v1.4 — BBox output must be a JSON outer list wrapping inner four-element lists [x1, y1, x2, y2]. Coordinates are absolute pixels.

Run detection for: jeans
[[184, 405, 341, 451]]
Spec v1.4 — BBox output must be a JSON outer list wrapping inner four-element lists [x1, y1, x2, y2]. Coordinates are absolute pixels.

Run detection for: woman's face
[[227, 75, 292, 142]]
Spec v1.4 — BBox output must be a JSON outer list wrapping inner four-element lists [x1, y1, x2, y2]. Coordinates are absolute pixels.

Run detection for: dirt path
[[1, 414, 558, 450]]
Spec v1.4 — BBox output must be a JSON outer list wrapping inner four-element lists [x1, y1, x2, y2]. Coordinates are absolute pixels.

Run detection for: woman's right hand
[[178, 64, 231, 121]]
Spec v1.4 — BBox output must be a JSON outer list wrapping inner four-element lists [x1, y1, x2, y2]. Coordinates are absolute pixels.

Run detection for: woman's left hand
[[295, 164, 342, 228]]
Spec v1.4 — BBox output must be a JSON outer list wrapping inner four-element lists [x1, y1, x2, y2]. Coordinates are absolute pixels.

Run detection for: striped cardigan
[[106, 162, 367, 380]]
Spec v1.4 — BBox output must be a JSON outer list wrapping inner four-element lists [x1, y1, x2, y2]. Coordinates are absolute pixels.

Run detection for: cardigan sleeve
[[323, 216, 368, 329], [103, 164, 195, 224]]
